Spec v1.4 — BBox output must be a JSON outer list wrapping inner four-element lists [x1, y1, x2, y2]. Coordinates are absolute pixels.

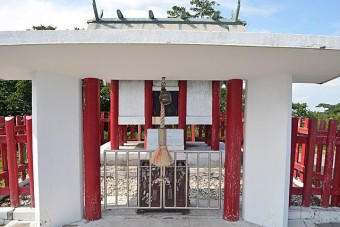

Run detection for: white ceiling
[[0, 30, 339, 83]]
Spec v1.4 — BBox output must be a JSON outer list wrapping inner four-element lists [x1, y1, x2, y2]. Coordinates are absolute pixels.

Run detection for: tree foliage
[[315, 103, 340, 121], [0, 81, 32, 116], [167, 0, 222, 19], [100, 82, 110, 112], [292, 102, 314, 118], [292, 102, 340, 121], [32, 25, 57, 30]]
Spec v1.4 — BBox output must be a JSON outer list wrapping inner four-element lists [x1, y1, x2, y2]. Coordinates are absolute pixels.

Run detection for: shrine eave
[[0, 29, 339, 84]]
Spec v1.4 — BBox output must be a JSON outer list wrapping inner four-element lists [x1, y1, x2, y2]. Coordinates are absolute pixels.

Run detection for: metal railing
[[103, 150, 222, 210]]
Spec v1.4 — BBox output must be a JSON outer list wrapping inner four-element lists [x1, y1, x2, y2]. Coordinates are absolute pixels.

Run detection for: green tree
[[100, 81, 110, 112], [167, 0, 222, 19], [292, 102, 314, 118], [32, 25, 57, 30], [0, 80, 32, 116], [315, 103, 340, 121], [220, 81, 246, 113]]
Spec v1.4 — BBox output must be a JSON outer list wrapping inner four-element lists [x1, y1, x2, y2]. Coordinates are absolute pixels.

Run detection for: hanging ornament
[[150, 77, 174, 167]]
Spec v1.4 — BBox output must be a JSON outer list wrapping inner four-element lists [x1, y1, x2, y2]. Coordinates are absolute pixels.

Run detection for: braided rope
[[160, 102, 165, 129]]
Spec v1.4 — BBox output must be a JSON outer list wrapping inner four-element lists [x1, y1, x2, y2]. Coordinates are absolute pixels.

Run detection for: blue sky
[[0, 0, 339, 110]]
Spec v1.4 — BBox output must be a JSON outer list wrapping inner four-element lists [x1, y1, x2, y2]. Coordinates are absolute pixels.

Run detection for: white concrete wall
[[242, 75, 292, 227], [32, 72, 83, 226], [119, 80, 144, 124], [187, 80, 212, 124]]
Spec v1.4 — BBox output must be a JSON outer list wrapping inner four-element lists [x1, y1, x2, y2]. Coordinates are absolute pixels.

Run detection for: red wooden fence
[[290, 117, 340, 207], [99, 111, 242, 145], [0, 116, 34, 207]]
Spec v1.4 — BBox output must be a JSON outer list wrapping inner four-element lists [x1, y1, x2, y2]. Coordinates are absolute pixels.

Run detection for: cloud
[[0, 0, 92, 30], [0, 0, 190, 31], [293, 77, 340, 111]]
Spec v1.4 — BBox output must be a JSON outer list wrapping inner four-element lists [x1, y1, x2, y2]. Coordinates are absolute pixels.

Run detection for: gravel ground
[[290, 195, 321, 206], [0, 195, 31, 207], [101, 166, 228, 205]]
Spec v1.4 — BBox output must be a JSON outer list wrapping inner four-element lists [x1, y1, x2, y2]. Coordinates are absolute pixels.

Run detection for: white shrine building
[[0, 5, 340, 227]]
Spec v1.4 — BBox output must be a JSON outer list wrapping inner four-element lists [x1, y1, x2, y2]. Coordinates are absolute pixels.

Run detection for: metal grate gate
[[103, 150, 222, 210]]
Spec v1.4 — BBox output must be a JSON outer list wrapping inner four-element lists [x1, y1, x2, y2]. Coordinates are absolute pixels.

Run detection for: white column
[[32, 72, 83, 226], [242, 75, 292, 227]]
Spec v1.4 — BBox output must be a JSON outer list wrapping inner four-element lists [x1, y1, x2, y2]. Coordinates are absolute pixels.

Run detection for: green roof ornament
[[211, 11, 220, 20], [149, 10, 155, 19], [88, 0, 246, 26], [92, 0, 103, 21], [235, 0, 241, 21]]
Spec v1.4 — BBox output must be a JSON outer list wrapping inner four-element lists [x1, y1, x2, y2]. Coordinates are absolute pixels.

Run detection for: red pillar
[[211, 81, 220, 150], [83, 78, 101, 221], [178, 80, 187, 147], [130, 125, 135, 140], [191, 125, 196, 141], [25, 116, 35, 207], [198, 125, 203, 138], [224, 79, 243, 221], [138, 125, 142, 141], [123, 125, 128, 143], [144, 80, 153, 149], [110, 80, 119, 149], [5, 117, 19, 207]]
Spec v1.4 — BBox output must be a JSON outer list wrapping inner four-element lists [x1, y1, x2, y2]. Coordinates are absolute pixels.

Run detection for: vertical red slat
[[25, 116, 35, 207], [0, 116, 9, 187], [190, 125, 195, 142], [137, 125, 142, 141], [293, 144, 298, 179], [220, 114, 225, 138], [110, 80, 119, 149], [107, 113, 111, 144], [224, 79, 243, 221], [83, 78, 101, 220], [178, 80, 187, 148], [144, 80, 153, 149], [211, 80, 220, 150], [16, 115, 26, 181], [208, 125, 212, 146], [294, 117, 302, 179], [332, 143, 340, 206], [289, 118, 299, 206], [130, 125, 135, 140], [198, 125, 203, 138], [5, 117, 19, 207], [321, 120, 337, 207], [302, 118, 317, 207], [123, 125, 127, 143], [118, 126, 124, 146], [100, 112, 105, 144], [299, 119, 309, 181], [315, 120, 326, 187]]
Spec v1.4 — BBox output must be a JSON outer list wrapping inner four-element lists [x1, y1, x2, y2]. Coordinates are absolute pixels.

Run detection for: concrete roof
[[0, 29, 340, 83]]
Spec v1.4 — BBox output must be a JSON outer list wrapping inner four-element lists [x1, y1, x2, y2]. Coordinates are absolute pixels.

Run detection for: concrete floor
[[67, 209, 260, 227], [4, 208, 340, 227]]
